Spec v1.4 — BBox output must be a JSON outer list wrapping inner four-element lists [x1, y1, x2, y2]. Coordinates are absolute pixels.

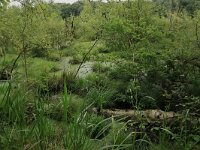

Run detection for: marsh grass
[[0, 73, 199, 150]]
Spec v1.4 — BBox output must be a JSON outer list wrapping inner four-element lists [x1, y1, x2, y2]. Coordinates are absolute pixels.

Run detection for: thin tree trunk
[[22, 41, 28, 80], [195, 22, 200, 48], [74, 39, 99, 78]]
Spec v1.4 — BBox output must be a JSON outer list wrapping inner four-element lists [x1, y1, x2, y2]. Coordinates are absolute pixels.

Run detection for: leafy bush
[[73, 73, 111, 93], [86, 87, 114, 109], [69, 54, 83, 64], [49, 66, 61, 72], [98, 47, 111, 53], [31, 46, 48, 58], [92, 63, 110, 73], [62, 49, 75, 57], [47, 52, 61, 61], [30, 71, 77, 96]]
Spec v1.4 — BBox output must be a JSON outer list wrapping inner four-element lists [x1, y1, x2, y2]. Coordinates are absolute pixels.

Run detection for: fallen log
[[91, 108, 200, 122], [90, 108, 200, 142]]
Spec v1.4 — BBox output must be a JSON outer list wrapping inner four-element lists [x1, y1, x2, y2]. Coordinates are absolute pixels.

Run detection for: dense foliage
[[0, 0, 200, 149]]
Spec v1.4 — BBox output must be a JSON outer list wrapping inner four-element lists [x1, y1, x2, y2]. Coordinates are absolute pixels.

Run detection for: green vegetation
[[0, 0, 200, 149]]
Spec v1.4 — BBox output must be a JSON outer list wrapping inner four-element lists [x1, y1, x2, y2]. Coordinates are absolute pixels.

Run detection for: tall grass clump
[[61, 81, 96, 150]]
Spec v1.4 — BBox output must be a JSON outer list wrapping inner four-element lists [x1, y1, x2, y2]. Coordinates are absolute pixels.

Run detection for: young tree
[[0, 0, 8, 9], [0, 0, 66, 79]]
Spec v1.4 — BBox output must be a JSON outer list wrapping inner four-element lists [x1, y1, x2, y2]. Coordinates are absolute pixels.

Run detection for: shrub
[[86, 87, 114, 110], [109, 61, 139, 81], [0, 67, 11, 80], [69, 54, 82, 64], [49, 66, 61, 73], [44, 95, 85, 121], [62, 49, 76, 57], [30, 71, 77, 96], [75, 74, 110, 90], [47, 53, 60, 61], [98, 47, 110, 53], [92, 63, 110, 73], [31, 46, 48, 58]]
